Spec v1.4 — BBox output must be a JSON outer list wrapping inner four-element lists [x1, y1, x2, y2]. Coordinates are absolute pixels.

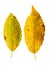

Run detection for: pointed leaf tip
[[32, 5, 35, 12], [32, 5, 34, 11], [31, 5, 39, 15]]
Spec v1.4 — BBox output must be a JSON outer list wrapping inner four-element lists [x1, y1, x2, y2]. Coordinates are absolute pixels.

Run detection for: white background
[[0, 0, 51, 65]]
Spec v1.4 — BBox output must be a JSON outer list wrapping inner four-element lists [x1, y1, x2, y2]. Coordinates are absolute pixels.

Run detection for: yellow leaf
[[4, 13, 22, 57], [24, 6, 45, 58]]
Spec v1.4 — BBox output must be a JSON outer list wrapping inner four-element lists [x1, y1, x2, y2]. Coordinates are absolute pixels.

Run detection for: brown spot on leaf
[[27, 29, 29, 31], [4, 36, 6, 40], [14, 16, 16, 19], [42, 24, 45, 31]]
